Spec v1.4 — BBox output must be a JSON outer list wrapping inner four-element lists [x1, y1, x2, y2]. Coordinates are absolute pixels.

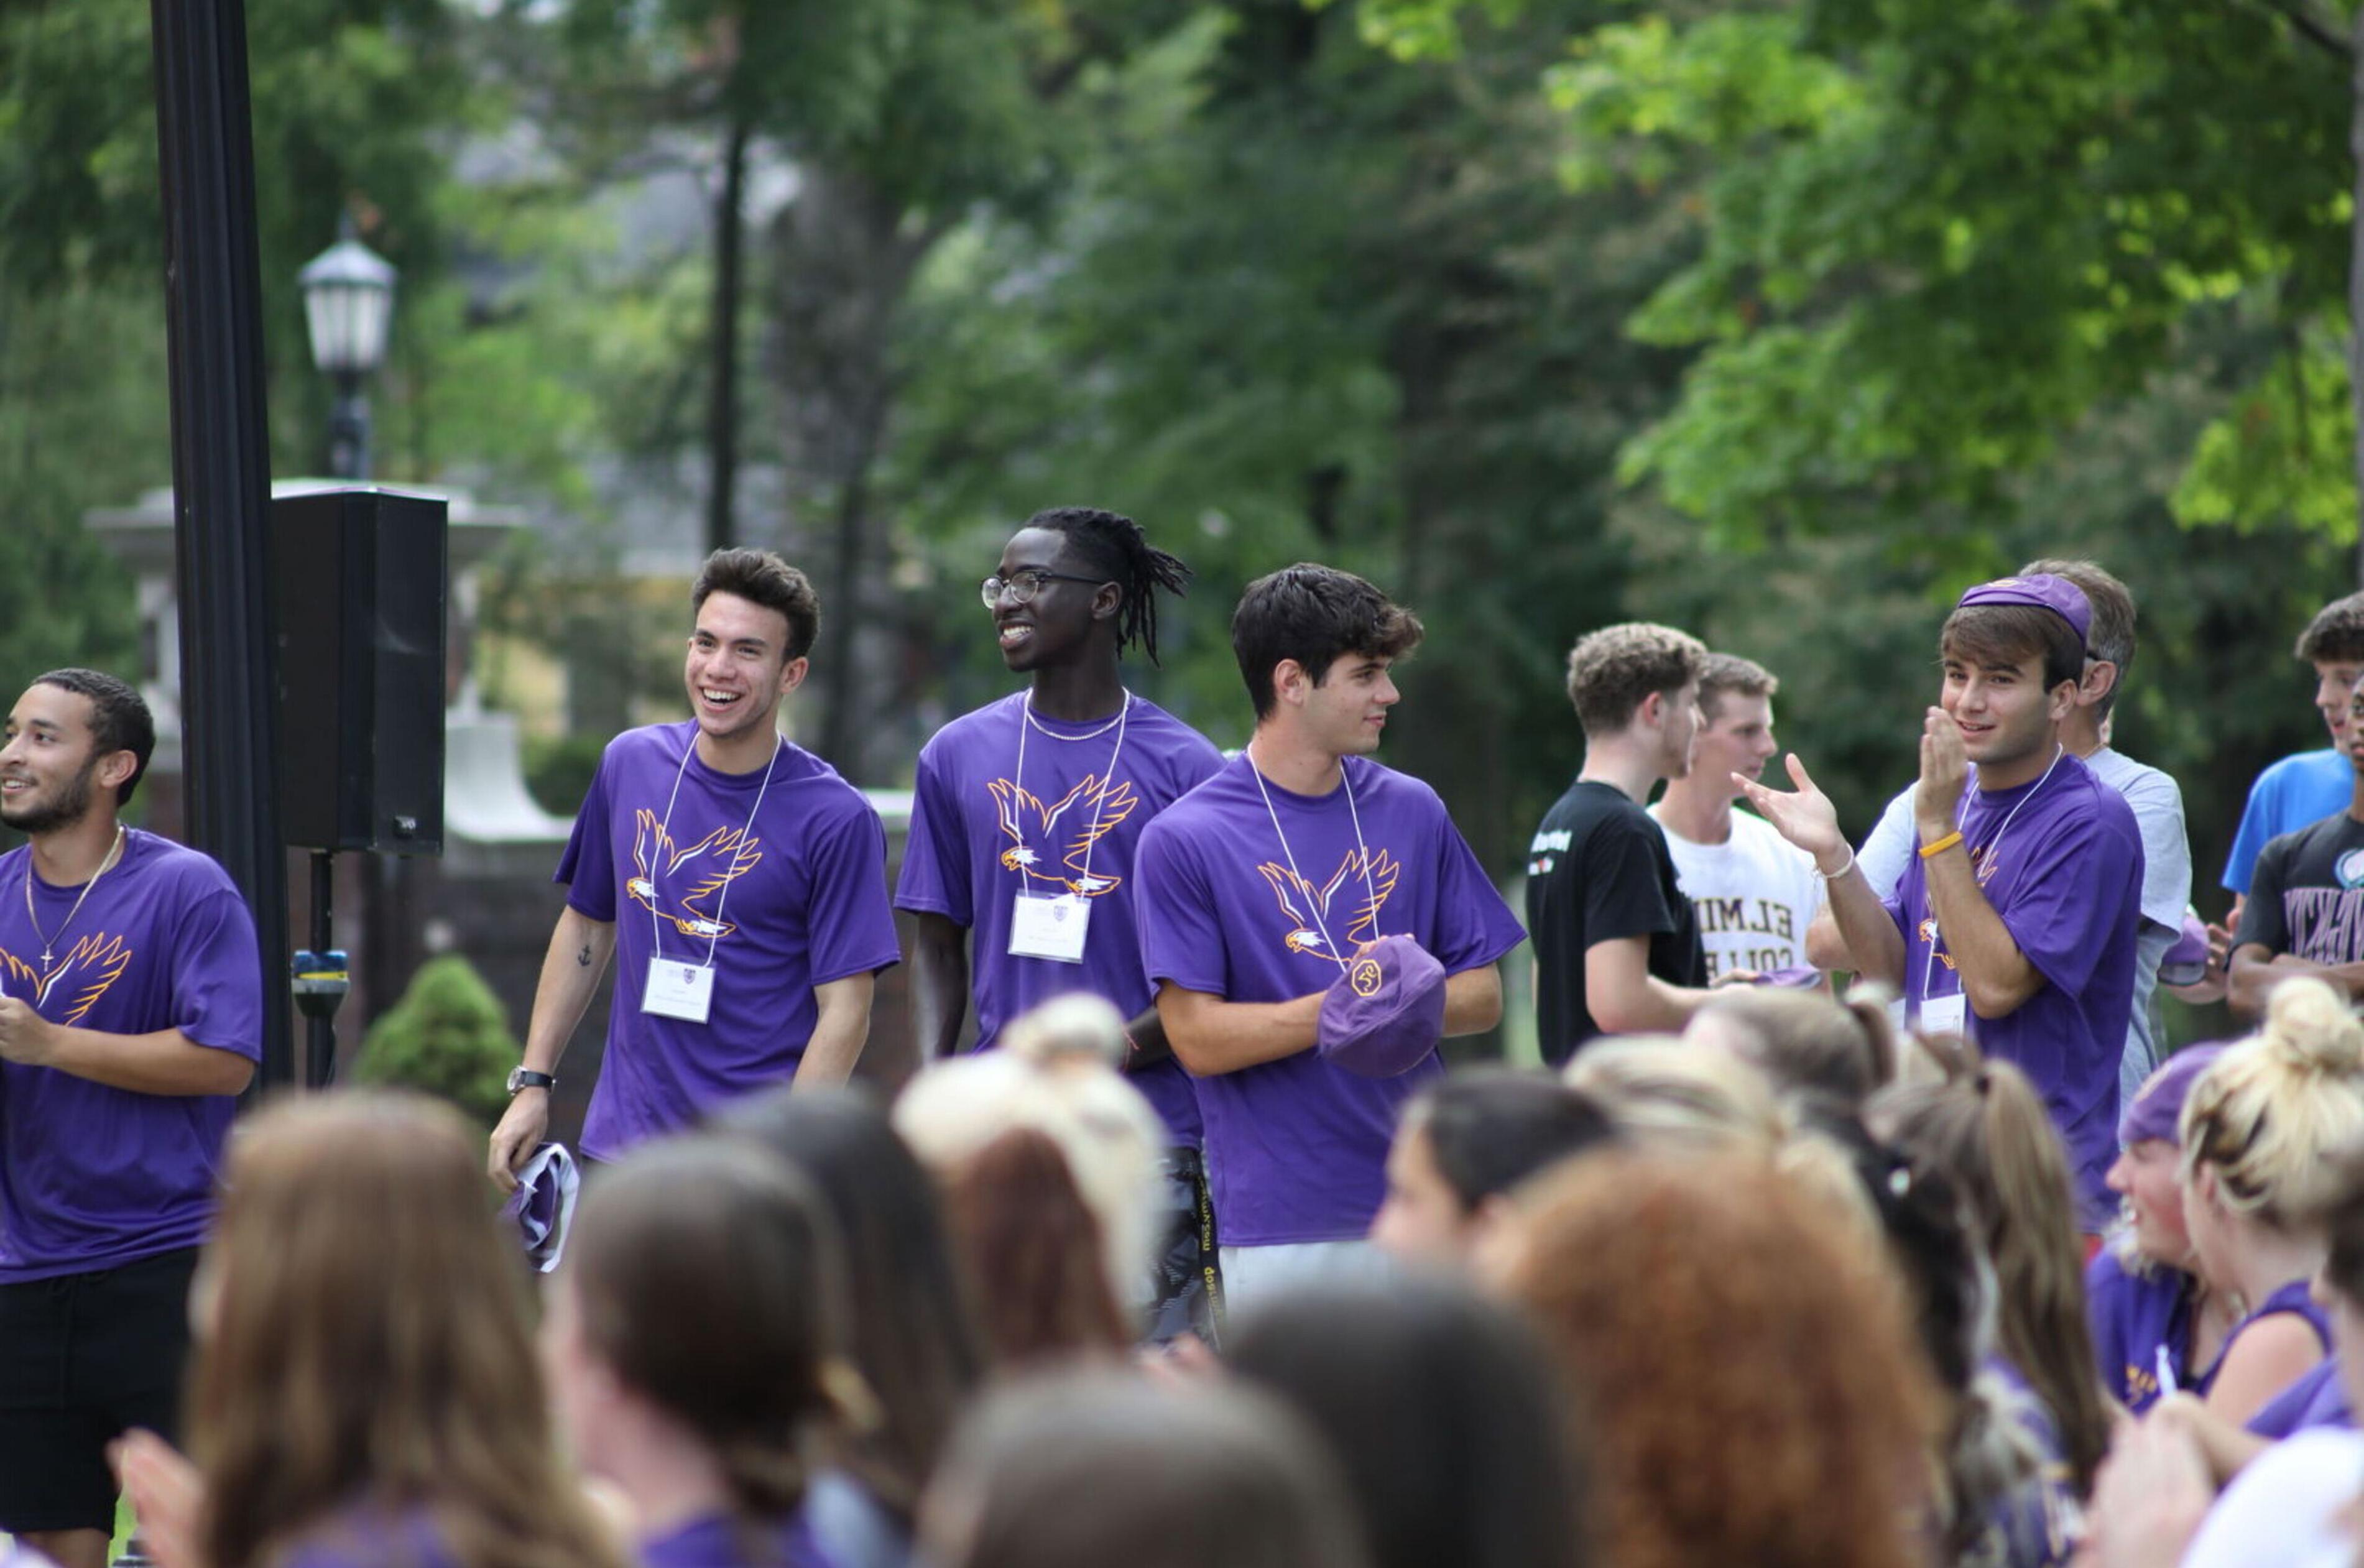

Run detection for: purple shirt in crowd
[[2084, 1248, 2196, 1417], [1885, 752, 2143, 1228], [897, 693, 1223, 1143], [279, 1508, 463, 1568], [2249, 1357, 2354, 1440], [1134, 753, 1526, 1247], [0, 829, 262, 1281], [642, 1511, 836, 1568], [559, 724, 902, 1161]]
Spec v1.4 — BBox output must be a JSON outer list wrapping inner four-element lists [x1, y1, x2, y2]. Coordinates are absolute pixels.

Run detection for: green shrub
[[355, 955, 516, 1130], [524, 731, 607, 818]]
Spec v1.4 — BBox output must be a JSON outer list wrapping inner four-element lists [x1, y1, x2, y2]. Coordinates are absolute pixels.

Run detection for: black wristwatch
[[507, 1068, 557, 1095]]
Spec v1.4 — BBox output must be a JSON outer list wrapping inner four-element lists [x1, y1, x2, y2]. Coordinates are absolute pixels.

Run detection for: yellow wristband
[[1918, 829, 1964, 860]]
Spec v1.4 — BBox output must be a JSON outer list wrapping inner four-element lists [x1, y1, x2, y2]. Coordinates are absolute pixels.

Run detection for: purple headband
[[2118, 1045, 2230, 1150], [1955, 574, 2093, 648]]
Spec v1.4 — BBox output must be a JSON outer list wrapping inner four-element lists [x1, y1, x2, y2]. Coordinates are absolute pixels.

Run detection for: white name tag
[[1009, 892, 1092, 964], [1919, 990, 1967, 1038], [643, 957, 716, 1023]]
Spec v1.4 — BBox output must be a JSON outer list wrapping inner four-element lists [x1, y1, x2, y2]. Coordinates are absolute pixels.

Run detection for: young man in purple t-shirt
[[898, 505, 1225, 1335], [488, 550, 901, 1184], [0, 669, 262, 1568], [1135, 565, 1526, 1312], [1741, 575, 2144, 1231]]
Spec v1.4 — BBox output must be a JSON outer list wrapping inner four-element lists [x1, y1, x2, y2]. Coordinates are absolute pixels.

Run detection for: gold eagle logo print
[[987, 774, 1138, 898], [627, 811, 764, 941], [1257, 849, 1400, 958]]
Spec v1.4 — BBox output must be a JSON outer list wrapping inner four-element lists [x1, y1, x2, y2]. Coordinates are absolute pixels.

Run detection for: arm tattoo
[[576, 943, 593, 967]]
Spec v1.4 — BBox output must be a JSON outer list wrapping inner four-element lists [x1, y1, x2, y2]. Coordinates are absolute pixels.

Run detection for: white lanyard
[[1013, 693, 1130, 893], [1248, 745, 1380, 969], [1919, 745, 2064, 1007], [650, 729, 780, 969]]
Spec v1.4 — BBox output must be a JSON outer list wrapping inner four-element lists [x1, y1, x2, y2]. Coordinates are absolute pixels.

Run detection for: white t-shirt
[[1647, 806, 1826, 981], [2181, 1427, 2364, 1568]]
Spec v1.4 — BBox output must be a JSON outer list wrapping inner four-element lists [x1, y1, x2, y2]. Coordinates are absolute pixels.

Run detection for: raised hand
[[1734, 753, 1848, 868], [1914, 707, 1970, 832]]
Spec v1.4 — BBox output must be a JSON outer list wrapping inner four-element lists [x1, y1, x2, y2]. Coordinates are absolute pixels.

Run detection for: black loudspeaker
[[270, 488, 448, 854]]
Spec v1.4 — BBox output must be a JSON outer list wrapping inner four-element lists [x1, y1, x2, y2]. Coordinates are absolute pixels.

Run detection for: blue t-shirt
[[2223, 749, 2353, 896]]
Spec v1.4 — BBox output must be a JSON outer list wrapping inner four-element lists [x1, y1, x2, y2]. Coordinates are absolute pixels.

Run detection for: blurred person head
[[1230, 564, 1423, 740], [1496, 1152, 1929, 1568], [716, 1087, 986, 1520], [920, 1372, 1370, 1568], [1561, 624, 1708, 777], [546, 1137, 856, 1531], [189, 1092, 624, 1568], [1563, 1036, 1786, 1154], [2294, 590, 2364, 745], [1227, 1276, 1590, 1568], [2104, 1045, 2227, 1276], [2306, 1143, 2364, 1420], [895, 994, 1166, 1317], [2180, 977, 2364, 1271], [1687, 986, 1896, 1110], [1370, 1069, 1617, 1265], [939, 1125, 1132, 1366], [1868, 1046, 2109, 1495], [2018, 558, 2135, 724]]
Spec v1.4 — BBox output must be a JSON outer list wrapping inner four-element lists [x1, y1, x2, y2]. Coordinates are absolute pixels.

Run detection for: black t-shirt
[[2234, 810, 2364, 965], [1524, 778, 1707, 1066]]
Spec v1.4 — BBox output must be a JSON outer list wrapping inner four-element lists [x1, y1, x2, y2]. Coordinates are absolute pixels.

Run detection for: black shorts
[[0, 1247, 199, 1533]]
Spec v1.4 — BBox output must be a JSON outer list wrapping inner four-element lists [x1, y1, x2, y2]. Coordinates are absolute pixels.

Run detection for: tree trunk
[[704, 114, 749, 556], [762, 165, 943, 783]]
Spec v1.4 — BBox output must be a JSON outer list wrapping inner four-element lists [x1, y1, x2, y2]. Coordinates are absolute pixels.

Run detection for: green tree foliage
[[354, 953, 517, 1128]]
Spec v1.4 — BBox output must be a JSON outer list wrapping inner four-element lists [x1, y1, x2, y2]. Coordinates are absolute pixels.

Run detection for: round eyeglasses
[[980, 569, 1107, 608]]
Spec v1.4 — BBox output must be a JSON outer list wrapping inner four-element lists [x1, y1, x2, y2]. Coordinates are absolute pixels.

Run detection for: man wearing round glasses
[[900, 505, 1227, 1338]]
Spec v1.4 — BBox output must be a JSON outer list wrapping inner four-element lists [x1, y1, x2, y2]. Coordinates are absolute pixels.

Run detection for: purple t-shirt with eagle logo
[[2084, 1247, 2197, 1416], [0, 830, 262, 1281], [1883, 752, 2143, 1229], [558, 723, 901, 1161], [1134, 753, 1525, 1246], [895, 692, 1223, 1143]]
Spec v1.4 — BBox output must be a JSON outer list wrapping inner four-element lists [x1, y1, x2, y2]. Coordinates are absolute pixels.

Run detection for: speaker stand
[[292, 850, 349, 1089]]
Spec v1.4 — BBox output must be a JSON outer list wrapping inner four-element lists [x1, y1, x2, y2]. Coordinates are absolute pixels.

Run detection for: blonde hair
[[1564, 1037, 1786, 1155], [895, 995, 1166, 1310], [2181, 978, 2364, 1228], [1568, 1039, 1883, 1259]]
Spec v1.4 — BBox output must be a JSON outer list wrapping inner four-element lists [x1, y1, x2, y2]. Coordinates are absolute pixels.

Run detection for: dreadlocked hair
[[1025, 507, 1193, 666]]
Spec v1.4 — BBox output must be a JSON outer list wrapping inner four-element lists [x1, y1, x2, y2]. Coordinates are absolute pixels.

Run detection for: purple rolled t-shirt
[[0, 830, 262, 1282], [558, 724, 902, 1161], [1885, 753, 2143, 1229], [896, 693, 1222, 1143], [2084, 1247, 2196, 1416], [1134, 753, 1526, 1247]]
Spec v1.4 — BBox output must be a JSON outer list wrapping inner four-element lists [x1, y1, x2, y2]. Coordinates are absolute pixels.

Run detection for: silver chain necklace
[[25, 823, 126, 969]]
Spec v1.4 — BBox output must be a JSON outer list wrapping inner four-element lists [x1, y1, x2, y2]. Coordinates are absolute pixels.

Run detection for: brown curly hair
[[1502, 1151, 1931, 1568]]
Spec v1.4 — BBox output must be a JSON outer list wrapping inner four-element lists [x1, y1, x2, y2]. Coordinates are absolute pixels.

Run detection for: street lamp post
[[297, 218, 396, 481], [292, 220, 397, 1089]]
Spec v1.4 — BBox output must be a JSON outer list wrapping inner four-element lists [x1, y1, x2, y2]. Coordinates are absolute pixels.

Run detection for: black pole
[[148, 0, 295, 1092]]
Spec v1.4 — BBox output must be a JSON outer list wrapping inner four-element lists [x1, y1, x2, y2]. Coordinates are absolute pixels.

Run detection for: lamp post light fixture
[[297, 217, 396, 480]]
